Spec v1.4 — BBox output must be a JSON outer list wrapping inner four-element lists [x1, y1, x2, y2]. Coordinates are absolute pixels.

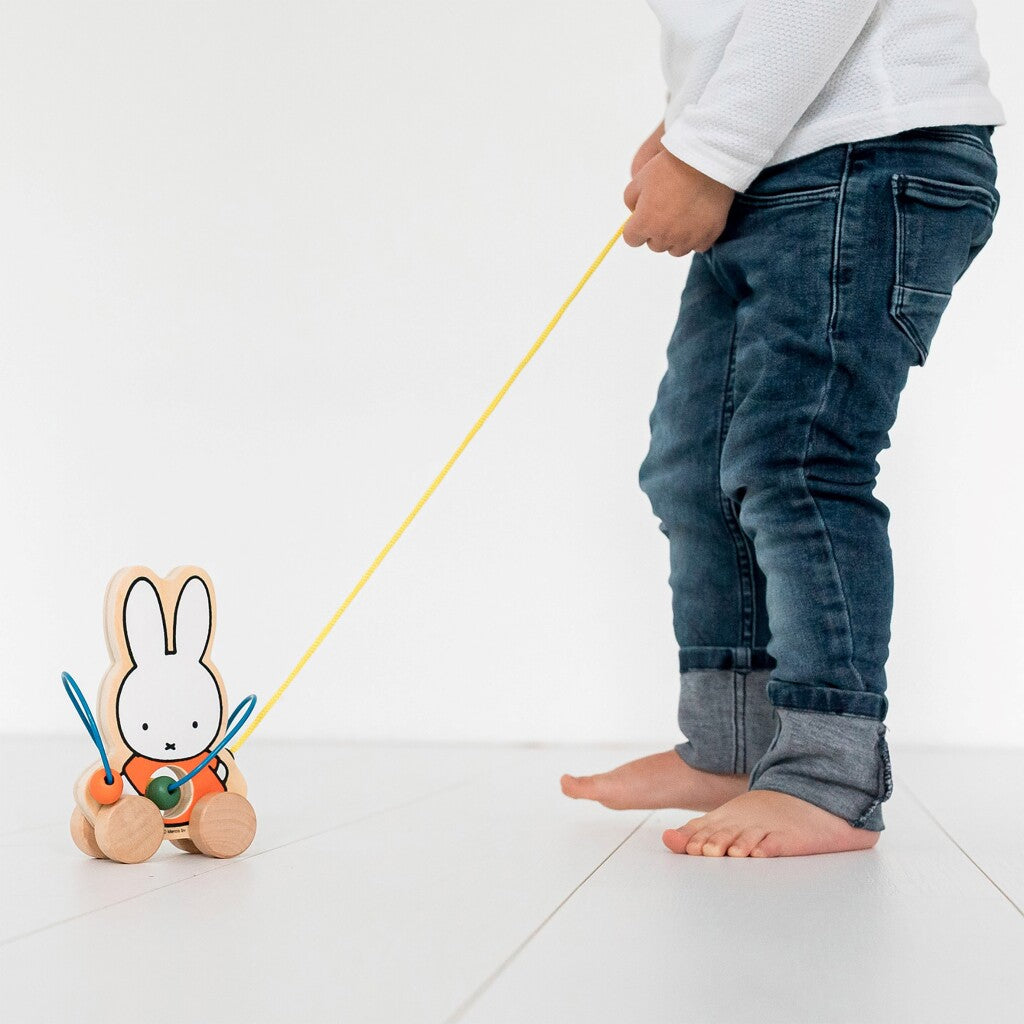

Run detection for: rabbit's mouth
[[164, 742, 176, 751]]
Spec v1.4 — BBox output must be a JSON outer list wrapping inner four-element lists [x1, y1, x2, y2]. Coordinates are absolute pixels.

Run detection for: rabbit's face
[[115, 574, 225, 761], [118, 662, 222, 760]]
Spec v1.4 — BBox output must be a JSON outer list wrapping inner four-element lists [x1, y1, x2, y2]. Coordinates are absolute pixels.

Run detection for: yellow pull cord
[[231, 220, 626, 753]]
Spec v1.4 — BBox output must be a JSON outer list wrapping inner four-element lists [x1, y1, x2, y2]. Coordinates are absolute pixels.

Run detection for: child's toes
[[560, 773, 585, 797], [684, 829, 715, 856], [662, 817, 705, 854], [750, 832, 785, 858], [726, 828, 768, 857], [701, 829, 739, 857], [561, 773, 602, 800], [662, 830, 681, 853]]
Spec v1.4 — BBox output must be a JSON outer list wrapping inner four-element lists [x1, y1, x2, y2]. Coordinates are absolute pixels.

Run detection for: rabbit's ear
[[123, 577, 169, 665], [173, 575, 212, 662]]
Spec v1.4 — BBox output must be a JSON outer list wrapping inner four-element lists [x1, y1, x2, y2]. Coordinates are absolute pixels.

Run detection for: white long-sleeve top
[[648, 0, 1005, 191]]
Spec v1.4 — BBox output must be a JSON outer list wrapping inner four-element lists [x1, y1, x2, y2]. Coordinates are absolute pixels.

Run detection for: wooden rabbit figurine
[[70, 566, 257, 864]]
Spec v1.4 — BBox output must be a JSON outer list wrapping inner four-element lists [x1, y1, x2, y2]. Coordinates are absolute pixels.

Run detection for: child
[[562, 1, 1003, 857]]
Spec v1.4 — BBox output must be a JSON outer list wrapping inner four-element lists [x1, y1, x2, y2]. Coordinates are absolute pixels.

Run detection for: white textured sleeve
[[661, 1, 879, 192]]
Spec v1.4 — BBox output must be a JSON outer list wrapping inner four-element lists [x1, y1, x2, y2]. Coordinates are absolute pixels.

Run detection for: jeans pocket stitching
[[735, 184, 840, 208], [889, 176, 927, 365], [898, 173, 998, 215], [890, 285, 931, 366], [888, 174, 982, 366]]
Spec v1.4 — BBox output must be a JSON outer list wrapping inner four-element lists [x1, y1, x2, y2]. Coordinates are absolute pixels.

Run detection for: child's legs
[[713, 126, 999, 829], [639, 255, 776, 775]]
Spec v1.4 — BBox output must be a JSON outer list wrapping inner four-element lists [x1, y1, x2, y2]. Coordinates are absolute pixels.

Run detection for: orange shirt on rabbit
[[122, 754, 226, 826]]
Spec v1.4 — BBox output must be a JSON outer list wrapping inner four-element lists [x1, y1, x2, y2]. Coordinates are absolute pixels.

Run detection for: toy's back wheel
[[189, 792, 257, 859], [70, 807, 106, 859], [94, 796, 164, 863], [170, 838, 201, 854]]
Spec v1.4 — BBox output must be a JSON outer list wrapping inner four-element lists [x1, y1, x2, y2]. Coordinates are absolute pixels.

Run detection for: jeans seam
[[749, 710, 783, 786], [716, 322, 756, 659], [798, 143, 866, 693], [737, 523, 758, 656], [731, 672, 737, 773], [739, 671, 747, 772], [853, 729, 892, 827], [890, 175, 929, 365], [732, 671, 741, 773], [855, 799, 880, 828]]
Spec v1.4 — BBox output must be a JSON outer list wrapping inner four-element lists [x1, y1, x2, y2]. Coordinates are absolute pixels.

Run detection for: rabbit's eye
[[142, 723, 149, 731], [192, 721, 198, 729]]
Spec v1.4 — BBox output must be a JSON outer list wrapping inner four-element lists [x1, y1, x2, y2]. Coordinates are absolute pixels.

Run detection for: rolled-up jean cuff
[[674, 668, 776, 775], [749, 707, 893, 831], [679, 646, 776, 672], [767, 678, 888, 719]]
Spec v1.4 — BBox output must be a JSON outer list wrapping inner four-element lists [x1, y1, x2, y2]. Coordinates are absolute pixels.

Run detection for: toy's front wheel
[[189, 792, 257, 859], [94, 796, 164, 863], [70, 807, 106, 859]]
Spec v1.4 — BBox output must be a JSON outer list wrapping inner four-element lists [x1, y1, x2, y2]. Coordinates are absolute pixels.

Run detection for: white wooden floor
[[2, 738, 1022, 1023]]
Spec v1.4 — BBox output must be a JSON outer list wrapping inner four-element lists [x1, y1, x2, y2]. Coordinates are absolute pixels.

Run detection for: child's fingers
[[622, 213, 649, 248], [622, 179, 641, 212]]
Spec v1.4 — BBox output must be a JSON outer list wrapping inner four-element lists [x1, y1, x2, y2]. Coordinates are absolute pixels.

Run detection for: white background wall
[[1, 1, 1020, 748]]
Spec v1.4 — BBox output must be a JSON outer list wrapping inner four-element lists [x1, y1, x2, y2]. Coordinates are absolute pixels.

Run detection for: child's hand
[[631, 123, 666, 177], [623, 151, 735, 256]]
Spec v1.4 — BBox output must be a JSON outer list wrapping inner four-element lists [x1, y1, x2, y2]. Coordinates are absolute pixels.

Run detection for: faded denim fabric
[[640, 124, 999, 831], [674, 668, 775, 775]]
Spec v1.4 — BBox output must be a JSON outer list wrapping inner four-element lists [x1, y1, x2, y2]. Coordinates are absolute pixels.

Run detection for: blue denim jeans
[[639, 124, 1000, 830]]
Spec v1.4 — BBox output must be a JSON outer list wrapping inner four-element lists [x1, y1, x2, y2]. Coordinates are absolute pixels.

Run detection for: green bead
[[146, 775, 182, 811]]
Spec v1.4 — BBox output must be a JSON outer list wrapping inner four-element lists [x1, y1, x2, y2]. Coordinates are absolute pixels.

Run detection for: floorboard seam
[[444, 811, 654, 1024], [0, 773, 485, 951], [900, 779, 1024, 919]]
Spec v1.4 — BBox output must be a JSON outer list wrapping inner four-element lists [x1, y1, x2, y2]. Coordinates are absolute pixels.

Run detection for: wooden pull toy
[[65, 565, 257, 864], [57, 228, 624, 867]]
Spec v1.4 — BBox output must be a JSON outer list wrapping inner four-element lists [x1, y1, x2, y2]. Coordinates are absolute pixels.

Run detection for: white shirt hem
[[663, 97, 1006, 192]]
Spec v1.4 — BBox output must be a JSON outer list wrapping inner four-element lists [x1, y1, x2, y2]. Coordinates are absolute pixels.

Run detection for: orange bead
[[89, 767, 123, 805]]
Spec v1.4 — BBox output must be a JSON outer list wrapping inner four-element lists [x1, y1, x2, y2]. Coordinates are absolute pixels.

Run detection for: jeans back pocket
[[890, 174, 998, 365]]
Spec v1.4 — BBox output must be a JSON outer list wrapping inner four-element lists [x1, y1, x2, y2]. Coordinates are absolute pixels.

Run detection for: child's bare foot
[[560, 750, 748, 811], [662, 789, 881, 858]]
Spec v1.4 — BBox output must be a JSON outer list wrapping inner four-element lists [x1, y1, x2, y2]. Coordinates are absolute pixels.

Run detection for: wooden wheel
[[70, 807, 106, 859], [188, 792, 257, 859], [94, 796, 165, 864], [170, 838, 202, 854]]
